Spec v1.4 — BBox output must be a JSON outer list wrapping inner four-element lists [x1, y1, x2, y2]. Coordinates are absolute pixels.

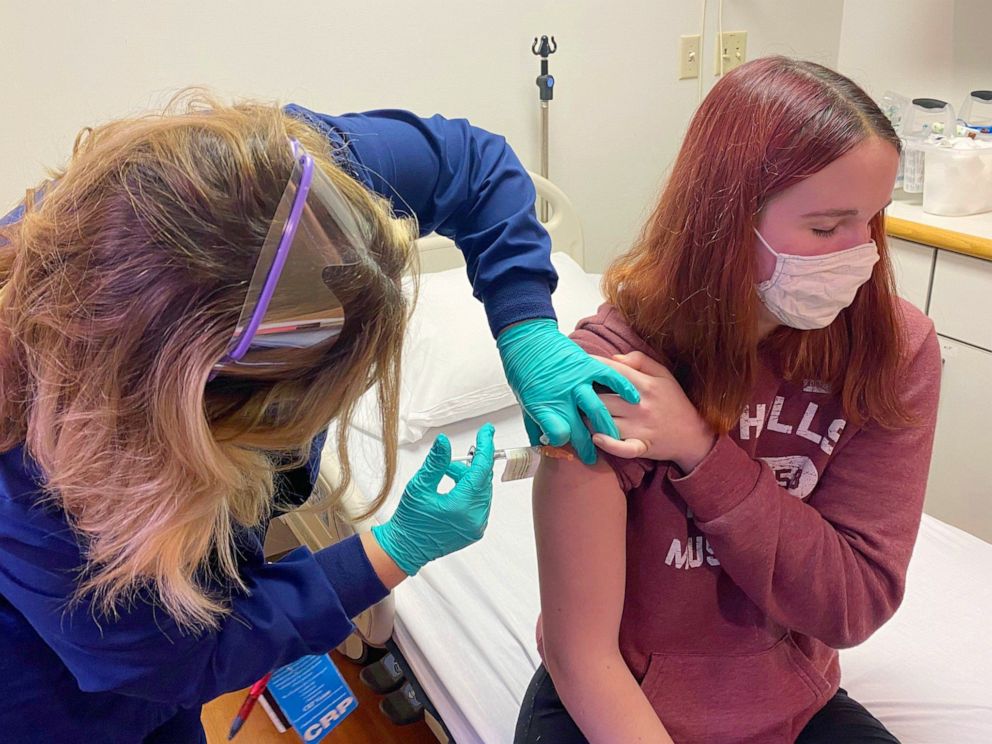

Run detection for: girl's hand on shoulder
[[591, 352, 715, 473]]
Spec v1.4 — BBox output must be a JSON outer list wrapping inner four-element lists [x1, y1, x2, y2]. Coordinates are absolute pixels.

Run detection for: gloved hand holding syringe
[[451, 443, 574, 482]]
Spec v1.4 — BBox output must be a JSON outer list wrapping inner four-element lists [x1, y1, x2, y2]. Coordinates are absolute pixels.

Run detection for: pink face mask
[[753, 228, 879, 330]]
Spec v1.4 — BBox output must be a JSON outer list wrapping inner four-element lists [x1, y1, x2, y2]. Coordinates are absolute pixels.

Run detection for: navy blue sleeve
[[0, 202, 25, 227], [285, 105, 558, 337], [273, 429, 328, 510], [2, 181, 53, 246], [0, 201, 26, 248], [0, 445, 387, 708]]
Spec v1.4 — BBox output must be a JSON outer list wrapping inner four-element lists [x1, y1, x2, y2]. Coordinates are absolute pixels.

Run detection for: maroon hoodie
[[538, 299, 941, 743]]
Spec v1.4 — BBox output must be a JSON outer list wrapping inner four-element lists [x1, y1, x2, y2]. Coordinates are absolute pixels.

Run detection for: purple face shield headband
[[212, 139, 368, 377]]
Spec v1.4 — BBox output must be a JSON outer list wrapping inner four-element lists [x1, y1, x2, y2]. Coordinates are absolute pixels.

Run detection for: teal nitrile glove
[[371, 424, 496, 576], [497, 318, 641, 465]]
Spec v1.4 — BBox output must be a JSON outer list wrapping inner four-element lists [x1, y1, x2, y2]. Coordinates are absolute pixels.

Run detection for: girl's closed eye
[[812, 226, 838, 237]]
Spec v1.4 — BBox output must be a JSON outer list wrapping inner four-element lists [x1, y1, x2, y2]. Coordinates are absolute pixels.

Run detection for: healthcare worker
[[0, 95, 637, 743]]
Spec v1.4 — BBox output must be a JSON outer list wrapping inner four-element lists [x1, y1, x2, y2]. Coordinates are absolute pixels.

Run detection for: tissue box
[[923, 140, 992, 216]]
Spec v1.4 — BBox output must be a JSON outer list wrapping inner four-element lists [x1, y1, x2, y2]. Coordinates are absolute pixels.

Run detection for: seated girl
[[515, 56, 941, 744]]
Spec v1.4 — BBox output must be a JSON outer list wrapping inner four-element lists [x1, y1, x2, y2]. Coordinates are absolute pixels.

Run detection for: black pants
[[514, 665, 901, 744]]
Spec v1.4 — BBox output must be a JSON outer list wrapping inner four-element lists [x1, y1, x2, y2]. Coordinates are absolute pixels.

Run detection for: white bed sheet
[[346, 406, 542, 743], [342, 408, 992, 744]]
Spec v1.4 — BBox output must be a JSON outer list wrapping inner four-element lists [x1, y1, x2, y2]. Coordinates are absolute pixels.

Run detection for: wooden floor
[[201, 651, 439, 744]]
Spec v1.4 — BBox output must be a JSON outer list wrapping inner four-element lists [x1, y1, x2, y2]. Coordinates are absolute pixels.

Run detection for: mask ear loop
[[752, 227, 780, 257], [753, 227, 785, 291], [750, 202, 778, 262]]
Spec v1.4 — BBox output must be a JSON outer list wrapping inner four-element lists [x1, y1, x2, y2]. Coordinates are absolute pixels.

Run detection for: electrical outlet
[[715, 30, 747, 74], [679, 34, 700, 80]]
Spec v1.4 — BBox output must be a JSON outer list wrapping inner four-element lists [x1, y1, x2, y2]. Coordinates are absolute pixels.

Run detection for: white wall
[[837, 0, 955, 101], [837, 0, 991, 117], [953, 0, 992, 112], [3, 1, 844, 272]]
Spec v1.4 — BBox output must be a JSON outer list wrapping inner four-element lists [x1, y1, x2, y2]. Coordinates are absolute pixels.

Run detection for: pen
[[227, 672, 272, 740]]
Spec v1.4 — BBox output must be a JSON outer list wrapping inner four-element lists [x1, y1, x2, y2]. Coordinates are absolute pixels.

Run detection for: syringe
[[450, 446, 535, 464], [451, 445, 574, 482], [450, 445, 574, 464]]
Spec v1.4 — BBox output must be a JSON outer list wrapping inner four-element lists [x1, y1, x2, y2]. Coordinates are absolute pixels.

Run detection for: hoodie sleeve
[[669, 320, 942, 648]]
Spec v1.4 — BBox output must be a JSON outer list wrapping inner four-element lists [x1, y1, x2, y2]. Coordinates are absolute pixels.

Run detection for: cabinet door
[[925, 336, 992, 543], [929, 250, 992, 352], [887, 237, 934, 313]]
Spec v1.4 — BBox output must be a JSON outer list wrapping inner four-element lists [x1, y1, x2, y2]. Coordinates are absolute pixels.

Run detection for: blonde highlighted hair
[[0, 92, 416, 629]]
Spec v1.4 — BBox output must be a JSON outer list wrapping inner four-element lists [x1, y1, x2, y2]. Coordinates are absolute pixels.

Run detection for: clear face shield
[[212, 140, 369, 375]]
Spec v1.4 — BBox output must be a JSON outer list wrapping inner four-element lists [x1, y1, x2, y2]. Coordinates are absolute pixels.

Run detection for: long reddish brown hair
[[605, 56, 908, 434]]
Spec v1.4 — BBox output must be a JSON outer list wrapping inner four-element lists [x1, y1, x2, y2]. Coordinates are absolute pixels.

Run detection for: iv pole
[[532, 35, 557, 222]]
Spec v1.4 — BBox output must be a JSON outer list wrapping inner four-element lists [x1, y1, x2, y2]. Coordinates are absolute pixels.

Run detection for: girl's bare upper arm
[[532, 454, 628, 666]]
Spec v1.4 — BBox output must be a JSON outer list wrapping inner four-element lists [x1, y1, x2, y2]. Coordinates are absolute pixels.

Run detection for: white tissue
[[923, 139, 992, 216]]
